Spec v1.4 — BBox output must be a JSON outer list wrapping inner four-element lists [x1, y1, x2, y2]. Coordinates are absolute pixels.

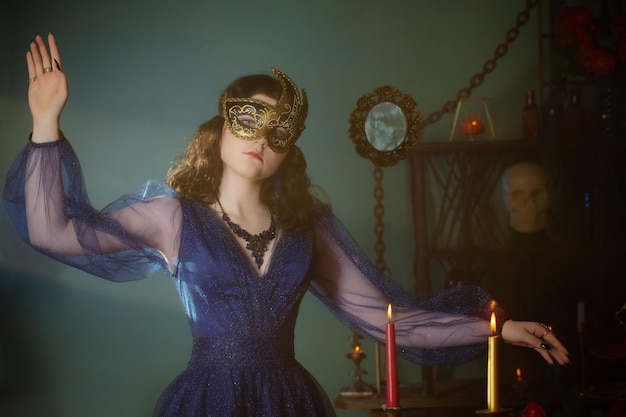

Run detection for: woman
[[3, 33, 569, 417]]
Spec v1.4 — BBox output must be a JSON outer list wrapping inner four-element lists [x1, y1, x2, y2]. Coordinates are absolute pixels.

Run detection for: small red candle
[[460, 119, 485, 135], [385, 304, 399, 408]]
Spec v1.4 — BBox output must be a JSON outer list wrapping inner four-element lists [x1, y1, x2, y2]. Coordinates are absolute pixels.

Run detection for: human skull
[[502, 161, 552, 233]]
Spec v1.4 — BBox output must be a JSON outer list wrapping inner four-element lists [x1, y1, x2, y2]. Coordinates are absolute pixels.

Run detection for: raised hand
[[27, 33, 68, 143], [501, 320, 570, 366]]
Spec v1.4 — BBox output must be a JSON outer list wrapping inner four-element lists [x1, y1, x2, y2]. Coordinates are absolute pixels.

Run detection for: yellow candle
[[487, 312, 500, 412]]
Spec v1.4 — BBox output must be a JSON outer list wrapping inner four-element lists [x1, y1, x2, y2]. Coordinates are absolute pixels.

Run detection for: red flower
[[554, 6, 596, 46], [578, 42, 617, 76], [553, 5, 625, 77], [521, 401, 547, 417]]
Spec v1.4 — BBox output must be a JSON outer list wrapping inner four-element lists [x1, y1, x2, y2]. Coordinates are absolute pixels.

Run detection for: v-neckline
[[208, 205, 279, 279]]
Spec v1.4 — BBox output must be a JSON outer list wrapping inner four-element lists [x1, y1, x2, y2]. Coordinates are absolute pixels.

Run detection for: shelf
[[414, 138, 626, 154]]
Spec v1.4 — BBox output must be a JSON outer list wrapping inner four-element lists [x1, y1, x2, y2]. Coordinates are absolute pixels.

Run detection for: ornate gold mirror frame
[[349, 86, 423, 168]]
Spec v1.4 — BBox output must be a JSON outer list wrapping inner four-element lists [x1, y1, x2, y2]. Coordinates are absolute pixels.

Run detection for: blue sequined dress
[[3, 138, 505, 417]]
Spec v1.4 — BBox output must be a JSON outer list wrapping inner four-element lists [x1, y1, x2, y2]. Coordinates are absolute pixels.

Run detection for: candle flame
[[490, 312, 496, 334], [516, 368, 522, 381], [355, 345, 360, 352], [387, 304, 392, 321], [471, 120, 478, 126]]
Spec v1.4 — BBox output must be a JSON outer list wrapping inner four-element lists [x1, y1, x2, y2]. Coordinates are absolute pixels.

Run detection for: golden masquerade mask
[[222, 68, 308, 153]]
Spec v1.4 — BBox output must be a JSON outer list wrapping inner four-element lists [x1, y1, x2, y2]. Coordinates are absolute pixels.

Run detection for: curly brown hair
[[166, 73, 320, 232]]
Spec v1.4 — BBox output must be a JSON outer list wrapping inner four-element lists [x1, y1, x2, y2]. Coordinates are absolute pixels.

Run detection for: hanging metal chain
[[422, 0, 540, 128], [373, 165, 391, 276]]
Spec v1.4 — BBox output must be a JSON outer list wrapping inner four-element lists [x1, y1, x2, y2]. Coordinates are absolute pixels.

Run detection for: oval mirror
[[349, 86, 423, 167], [365, 102, 407, 151]]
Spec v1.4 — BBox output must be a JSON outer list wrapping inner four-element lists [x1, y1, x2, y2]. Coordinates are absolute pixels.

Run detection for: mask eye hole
[[236, 114, 261, 129], [270, 126, 289, 141]]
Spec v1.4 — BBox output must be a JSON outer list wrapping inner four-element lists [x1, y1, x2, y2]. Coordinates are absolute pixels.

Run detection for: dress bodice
[[175, 201, 313, 342]]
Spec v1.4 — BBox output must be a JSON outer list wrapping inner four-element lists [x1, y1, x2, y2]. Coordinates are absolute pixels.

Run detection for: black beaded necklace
[[217, 200, 276, 269]]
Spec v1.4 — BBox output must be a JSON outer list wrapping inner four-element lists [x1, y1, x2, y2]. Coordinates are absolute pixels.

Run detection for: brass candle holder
[[339, 332, 375, 397], [475, 409, 510, 416], [381, 404, 403, 416]]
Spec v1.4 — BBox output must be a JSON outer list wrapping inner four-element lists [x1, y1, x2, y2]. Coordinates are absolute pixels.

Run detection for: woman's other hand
[[501, 320, 570, 366], [27, 33, 68, 143]]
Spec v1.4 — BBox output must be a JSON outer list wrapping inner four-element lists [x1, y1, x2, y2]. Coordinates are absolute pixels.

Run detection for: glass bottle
[[565, 89, 586, 142], [522, 89, 540, 140], [543, 85, 564, 140], [597, 78, 619, 139]]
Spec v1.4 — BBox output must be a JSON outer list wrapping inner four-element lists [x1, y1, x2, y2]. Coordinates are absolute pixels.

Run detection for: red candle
[[385, 304, 399, 407], [460, 119, 485, 135]]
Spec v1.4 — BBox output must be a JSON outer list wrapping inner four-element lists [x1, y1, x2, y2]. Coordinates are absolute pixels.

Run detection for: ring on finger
[[28, 76, 37, 85], [540, 324, 553, 339], [43, 66, 53, 73]]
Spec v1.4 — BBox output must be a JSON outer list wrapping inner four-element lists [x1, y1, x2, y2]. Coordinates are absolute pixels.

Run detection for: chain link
[[373, 166, 391, 275]]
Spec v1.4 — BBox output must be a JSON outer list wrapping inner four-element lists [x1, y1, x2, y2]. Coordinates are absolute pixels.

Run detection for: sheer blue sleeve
[[2, 137, 182, 281], [308, 205, 506, 366]]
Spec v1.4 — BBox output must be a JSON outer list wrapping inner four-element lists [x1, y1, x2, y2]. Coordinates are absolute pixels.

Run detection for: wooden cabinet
[[408, 137, 626, 395], [409, 138, 626, 330]]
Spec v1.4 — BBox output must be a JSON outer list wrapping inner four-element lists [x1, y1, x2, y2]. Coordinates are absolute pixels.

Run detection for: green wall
[[0, 1, 540, 416]]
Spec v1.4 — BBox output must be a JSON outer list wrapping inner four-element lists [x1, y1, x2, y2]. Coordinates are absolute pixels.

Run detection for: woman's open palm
[[27, 33, 68, 129]]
